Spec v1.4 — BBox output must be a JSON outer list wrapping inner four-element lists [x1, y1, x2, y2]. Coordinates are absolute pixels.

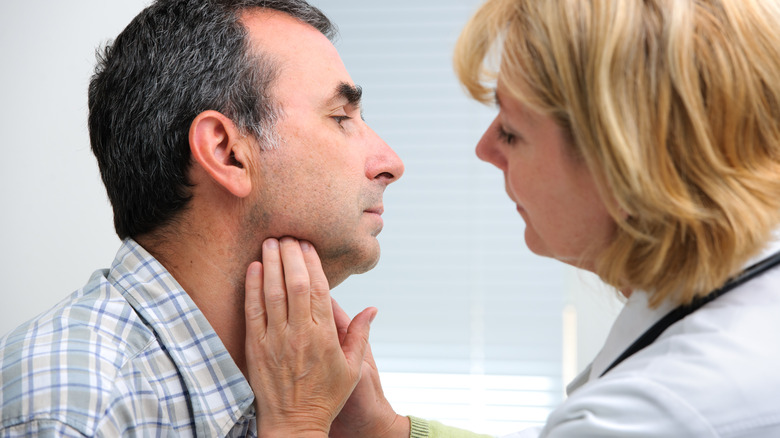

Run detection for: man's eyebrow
[[332, 82, 363, 107]]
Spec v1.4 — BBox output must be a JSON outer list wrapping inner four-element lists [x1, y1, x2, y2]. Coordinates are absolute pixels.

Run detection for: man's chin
[[324, 245, 381, 288]]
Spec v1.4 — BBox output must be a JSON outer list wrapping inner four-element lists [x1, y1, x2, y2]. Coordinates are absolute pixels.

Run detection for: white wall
[[0, 1, 152, 336]]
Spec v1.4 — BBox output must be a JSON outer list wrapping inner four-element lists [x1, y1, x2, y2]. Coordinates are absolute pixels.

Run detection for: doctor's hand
[[244, 237, 377, 438], [329, 299, 410, 438]]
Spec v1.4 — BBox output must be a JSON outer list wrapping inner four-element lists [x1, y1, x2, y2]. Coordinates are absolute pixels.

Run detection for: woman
[[244, 0, 780, 436]]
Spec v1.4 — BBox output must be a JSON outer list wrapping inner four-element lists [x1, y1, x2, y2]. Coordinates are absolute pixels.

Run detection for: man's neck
[[136, 223, 256, 378]]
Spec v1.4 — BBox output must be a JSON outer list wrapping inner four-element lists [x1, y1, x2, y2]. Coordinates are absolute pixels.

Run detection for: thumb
[[341, 307, 377, 371], [331, 297, 351, 345]]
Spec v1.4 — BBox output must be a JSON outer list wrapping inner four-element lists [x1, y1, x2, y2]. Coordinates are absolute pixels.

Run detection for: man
[[0, 0, 403, 435]]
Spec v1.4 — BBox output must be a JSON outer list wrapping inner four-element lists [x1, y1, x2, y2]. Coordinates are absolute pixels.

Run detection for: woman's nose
[[475, 117, 507, 170]]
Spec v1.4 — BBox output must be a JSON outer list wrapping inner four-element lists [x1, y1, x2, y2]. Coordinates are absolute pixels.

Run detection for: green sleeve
[[409, 416, 494, 438]]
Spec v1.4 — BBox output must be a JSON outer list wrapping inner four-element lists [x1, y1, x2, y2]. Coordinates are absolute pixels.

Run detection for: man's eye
[[333, 115, 351, 125]]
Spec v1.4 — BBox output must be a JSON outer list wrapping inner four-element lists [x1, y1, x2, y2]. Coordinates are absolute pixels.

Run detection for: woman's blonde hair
[[455, 0, 780, 306]]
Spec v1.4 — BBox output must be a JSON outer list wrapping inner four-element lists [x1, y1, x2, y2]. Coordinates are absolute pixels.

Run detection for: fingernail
[[369, 309, 378, 324], [264, 238, 279, 249], [300, 241, 311, 252]]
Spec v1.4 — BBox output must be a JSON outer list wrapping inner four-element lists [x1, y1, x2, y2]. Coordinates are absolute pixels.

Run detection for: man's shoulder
[[0, 269, 169, 435], [0, 267, 155, 365]]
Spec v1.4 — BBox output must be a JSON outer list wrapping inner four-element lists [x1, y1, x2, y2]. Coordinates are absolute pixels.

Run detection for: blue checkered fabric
[[0, 239, 256, 437]]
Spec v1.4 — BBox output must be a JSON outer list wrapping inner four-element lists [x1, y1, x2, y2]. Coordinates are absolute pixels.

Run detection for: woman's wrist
[[387, 414, 412, 438]]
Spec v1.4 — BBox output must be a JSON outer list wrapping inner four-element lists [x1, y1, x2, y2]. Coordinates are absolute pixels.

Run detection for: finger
[[300, 241, 332, 323], [244, 262, 267, 335], [279, 237, 312, 325], [341, 307, 377, 373], [331, 297, 351, 344], [261, 238, 288, 330], [244, 261, 267, 339]]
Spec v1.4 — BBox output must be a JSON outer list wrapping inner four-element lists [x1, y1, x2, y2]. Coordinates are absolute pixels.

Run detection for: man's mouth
[[364, 206, 384, 215]]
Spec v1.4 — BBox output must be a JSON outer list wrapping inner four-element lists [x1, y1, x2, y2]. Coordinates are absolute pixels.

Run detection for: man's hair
[[455, 0, 780, 306], [88, 0, 335, 239]]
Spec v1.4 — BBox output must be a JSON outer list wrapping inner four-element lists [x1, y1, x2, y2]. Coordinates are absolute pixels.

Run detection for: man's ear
[[189, 110, 253, 198]]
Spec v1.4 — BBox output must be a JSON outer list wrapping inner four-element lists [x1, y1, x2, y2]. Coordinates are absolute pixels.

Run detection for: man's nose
[[367, 129, 404, 184]]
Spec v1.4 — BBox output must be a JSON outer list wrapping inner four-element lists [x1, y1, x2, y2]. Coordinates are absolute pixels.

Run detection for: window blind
[[313, 1, 567, 434]]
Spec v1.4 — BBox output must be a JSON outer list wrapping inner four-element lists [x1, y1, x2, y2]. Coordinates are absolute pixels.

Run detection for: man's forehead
[[241, 9, 358, 110], [241, 9, 332, 55]]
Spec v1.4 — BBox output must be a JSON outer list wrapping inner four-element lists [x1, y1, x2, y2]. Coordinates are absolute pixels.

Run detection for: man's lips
[[365, 206, 385, 234]]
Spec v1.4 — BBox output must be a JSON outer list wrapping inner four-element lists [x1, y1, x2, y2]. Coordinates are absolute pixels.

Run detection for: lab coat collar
[[563, 291, 676, 395], [586, 291, 677, 382]]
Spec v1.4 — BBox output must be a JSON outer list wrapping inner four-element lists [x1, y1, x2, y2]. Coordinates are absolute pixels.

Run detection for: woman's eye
[[497, 125, 516, 145]]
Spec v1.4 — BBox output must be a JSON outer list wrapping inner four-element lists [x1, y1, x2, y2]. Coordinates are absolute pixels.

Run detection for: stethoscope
[[601, 249, 780, 377]]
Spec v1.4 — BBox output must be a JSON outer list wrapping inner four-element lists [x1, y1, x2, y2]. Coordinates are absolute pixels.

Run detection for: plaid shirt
[[0, 239, 256, 437]]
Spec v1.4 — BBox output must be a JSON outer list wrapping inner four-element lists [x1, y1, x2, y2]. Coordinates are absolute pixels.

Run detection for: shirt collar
[[108, 239, 255, 436]]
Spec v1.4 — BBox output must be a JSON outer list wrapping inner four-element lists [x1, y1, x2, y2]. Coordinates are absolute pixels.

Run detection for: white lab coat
[[504, 234, 780, 437]]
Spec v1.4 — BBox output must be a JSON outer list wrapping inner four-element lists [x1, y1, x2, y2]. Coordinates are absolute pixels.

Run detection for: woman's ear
[[189, 110, 253, 198]]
